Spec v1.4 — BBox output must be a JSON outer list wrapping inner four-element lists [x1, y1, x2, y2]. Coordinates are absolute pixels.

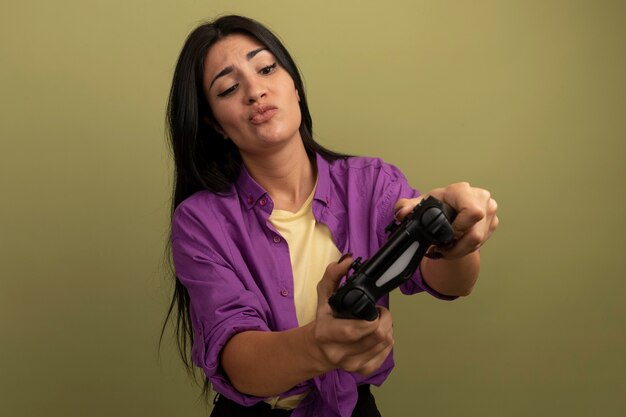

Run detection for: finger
[[376, 306, 393, 332], [354, 341, 394, 376], [340, 306, 393, 348], [440, 228, 483, 259], [448, 186, 490, 236], [393, 198, 420, 221], [452, 206, 486, 236], [321, 303, 390, 345], [340, 333, 394, 372], [440, 210, 498, 259], [318, 317, 380, 348], [424, 184, 483, 236], [332, 316, 394, 364], [316, 255, 353, 302], [487, 197, 498, 216], [490, 214, 500, 233], [393, 198, 412, 213]]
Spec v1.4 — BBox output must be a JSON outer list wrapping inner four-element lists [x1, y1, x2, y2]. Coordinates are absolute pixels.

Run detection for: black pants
[[210, 385, 381, 417]]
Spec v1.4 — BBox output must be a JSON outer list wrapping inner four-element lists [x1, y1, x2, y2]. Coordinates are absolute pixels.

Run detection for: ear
[[203, 115, 228, 139], [295, 87, 301, 102]]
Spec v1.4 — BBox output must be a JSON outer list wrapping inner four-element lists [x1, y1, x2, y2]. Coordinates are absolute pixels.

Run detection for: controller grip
[[328, 196, 457, 320], [333, 287, 379, 321]]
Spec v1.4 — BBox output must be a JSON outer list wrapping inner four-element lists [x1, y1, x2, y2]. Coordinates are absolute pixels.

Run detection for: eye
[[259, 62, 277, 75], [217, 84, 239, 98]]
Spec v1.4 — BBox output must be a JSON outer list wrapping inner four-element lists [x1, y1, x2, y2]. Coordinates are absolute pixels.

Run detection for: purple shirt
[[171, 154, 455, 417]]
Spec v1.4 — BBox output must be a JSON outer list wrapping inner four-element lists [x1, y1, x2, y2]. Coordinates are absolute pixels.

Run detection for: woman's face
[[203, 33, 302, 157]]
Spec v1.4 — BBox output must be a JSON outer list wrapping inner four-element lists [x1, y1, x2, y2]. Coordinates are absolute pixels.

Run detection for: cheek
[[293, 106, 302, 127], [212, 103, 242, 130], [283, 86, 300, 121], [290, 95, 302, 126]]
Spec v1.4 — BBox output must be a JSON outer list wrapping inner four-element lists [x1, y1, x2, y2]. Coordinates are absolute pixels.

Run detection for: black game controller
[[328, 196, 457, 320]]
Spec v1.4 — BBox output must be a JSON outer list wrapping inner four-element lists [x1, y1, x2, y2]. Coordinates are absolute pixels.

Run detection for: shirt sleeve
[[171, 207, 271, 406], [373, 161, 458, 301]]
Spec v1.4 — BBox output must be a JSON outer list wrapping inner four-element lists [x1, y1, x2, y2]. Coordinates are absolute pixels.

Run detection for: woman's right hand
[[308, 256, 394, 376]]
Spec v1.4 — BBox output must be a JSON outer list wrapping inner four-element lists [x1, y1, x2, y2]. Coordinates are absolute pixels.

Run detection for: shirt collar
[[235, 163, 268, 210], [313, 153, 332, 207], [235, 152, 333, 210]]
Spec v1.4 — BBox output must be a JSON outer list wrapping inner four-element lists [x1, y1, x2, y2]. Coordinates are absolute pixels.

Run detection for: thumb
[[317, 254, 353, 302]]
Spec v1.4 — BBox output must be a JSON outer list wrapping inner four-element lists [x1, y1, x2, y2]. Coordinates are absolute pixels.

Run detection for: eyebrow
[[209, 47, 269, 90]]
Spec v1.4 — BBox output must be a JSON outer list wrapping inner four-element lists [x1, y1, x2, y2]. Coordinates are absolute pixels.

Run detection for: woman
[[164, 15, 498, 417]]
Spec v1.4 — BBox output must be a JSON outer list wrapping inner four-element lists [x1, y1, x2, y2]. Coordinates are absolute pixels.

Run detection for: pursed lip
[[249, 105, 278, 124]]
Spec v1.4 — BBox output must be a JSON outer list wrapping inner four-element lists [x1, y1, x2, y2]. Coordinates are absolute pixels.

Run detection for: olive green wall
[[2, 1, 624, 416]]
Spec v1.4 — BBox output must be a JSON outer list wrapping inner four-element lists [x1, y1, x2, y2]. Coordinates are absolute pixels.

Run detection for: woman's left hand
[[394, 182, 499, 260]]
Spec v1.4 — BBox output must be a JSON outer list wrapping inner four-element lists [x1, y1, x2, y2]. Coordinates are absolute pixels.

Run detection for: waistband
[[211, 385, 373, 417]]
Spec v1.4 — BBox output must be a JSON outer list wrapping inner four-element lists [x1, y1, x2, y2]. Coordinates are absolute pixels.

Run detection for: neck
[[241, 140, 316, 212]]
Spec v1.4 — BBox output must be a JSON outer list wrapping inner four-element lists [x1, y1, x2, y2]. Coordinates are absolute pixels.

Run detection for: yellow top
[[265, 185, 341, 409]]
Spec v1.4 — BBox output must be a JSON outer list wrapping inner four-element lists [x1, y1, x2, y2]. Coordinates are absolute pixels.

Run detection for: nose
[[244, 76, 267, 104]]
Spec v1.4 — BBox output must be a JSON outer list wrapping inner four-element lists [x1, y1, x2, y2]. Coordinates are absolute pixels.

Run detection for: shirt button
[[259, 198, 267, 206], [280, 289, 289, 297], [273, 236, 281, 244], [247, 196, 253, 204]]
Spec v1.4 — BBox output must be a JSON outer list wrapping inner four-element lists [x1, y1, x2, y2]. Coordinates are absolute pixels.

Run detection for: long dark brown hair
[[161, 15, 346, 396]]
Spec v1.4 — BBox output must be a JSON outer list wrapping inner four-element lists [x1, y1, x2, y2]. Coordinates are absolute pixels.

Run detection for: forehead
[[204, 33, 267, 76]]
